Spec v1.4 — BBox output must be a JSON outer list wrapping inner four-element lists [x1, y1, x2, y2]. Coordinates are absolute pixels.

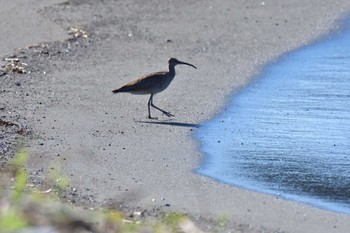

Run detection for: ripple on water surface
[[196, 17, 350, 214]]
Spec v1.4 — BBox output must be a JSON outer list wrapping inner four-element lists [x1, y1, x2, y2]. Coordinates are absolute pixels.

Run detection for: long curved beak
[[178, 60, 197, 69]]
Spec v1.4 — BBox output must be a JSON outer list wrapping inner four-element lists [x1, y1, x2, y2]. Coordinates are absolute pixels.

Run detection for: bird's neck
[[168, 64, 176, 75]]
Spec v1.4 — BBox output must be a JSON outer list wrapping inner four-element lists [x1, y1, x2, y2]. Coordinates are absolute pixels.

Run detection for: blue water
[[196, 17, 350, 214]]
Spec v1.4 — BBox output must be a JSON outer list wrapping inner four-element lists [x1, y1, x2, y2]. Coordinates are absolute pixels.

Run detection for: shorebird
[[112, 58, 197, 119]]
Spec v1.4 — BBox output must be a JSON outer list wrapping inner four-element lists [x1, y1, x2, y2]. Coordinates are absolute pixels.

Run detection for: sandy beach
[[1, 0, 350, 232]]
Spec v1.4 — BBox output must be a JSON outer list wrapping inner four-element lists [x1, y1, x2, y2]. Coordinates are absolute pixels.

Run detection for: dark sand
[[1, 1, 350, 232]]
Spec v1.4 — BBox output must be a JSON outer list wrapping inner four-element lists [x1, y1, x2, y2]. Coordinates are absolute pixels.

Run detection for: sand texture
[[1, 0, 350, 232]]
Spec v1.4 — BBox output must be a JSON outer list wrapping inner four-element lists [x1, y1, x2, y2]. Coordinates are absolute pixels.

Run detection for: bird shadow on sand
[[135, 120, 201, 128]]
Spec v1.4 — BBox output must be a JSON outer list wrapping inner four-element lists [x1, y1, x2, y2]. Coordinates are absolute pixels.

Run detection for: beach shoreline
[[1, 1, 350, 232]]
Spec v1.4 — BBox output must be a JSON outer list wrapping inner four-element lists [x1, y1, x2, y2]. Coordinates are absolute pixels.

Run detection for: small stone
[[133, 211, 142, 216]]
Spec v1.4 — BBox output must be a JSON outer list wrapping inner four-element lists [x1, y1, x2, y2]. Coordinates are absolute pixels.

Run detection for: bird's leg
[[150, 94, 174, 118], [147, 94, 158, 119]]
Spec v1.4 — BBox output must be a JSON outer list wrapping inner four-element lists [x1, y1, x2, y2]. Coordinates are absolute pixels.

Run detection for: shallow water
[[196, 17, 350, 214]]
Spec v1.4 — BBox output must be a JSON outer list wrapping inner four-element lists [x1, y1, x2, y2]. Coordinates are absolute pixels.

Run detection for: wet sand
[[1, 0, 350, 232]]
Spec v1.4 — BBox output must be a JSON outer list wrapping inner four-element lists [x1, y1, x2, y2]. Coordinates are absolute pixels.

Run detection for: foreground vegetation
[[0, 151, 203, 233]]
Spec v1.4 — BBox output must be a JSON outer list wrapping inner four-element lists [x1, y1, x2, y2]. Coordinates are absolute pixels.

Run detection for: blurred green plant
[[215, 214, 230, 233], [0, 209, 28, 232], [0, 150, 29, 232], [12, 150, 28, 201], [163, 212, 187, 232], [0, 150, 203, 233], [47, 161, 70, 196]]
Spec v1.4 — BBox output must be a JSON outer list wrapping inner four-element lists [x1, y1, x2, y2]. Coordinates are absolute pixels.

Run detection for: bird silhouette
[[112, 58, 197, 119]]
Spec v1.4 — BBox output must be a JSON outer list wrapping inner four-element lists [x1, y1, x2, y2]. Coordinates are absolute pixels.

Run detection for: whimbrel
[[112, 58, 197, 119]]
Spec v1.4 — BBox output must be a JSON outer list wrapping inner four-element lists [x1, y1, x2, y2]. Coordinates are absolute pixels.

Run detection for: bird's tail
[[112, 85, 132, 94], [112, 89, 121, 94]]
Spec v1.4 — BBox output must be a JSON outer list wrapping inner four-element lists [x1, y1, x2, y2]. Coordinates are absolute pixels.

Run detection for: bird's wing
[[127, 71, 166, 88]]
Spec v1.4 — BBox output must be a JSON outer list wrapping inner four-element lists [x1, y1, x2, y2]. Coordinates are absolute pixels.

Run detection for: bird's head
[[168, 58, 197, 69]]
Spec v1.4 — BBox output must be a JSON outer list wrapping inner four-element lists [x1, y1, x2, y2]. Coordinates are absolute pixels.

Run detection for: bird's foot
[[162, 111, 174, 117], [147, 115, 158, 120]]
